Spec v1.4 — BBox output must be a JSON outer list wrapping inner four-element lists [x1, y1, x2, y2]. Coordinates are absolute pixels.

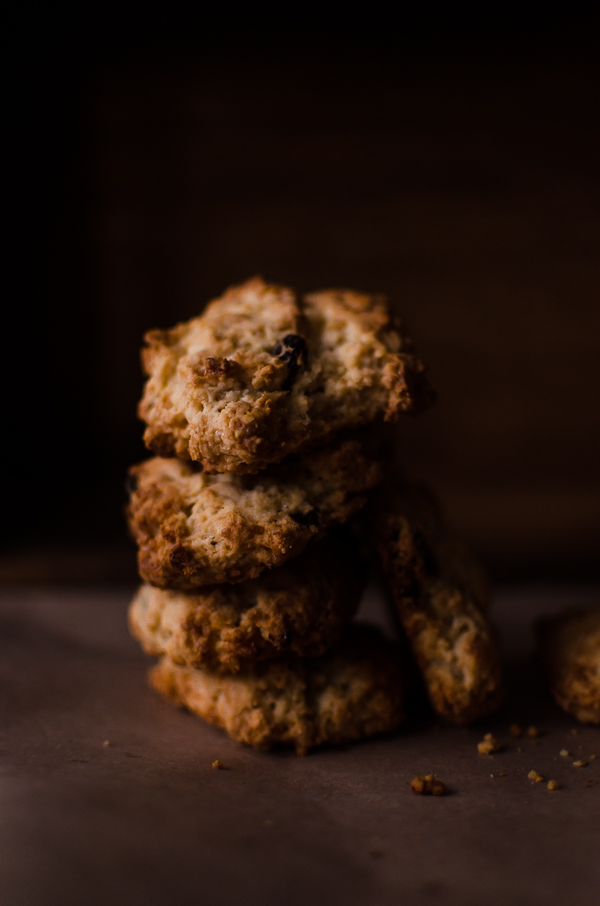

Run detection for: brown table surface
[[1, 582, 598, 906]]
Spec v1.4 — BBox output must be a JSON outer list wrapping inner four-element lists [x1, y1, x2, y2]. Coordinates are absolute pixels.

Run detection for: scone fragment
[[139, 277, 433, 473], [150, 625, 405, 753], [538, 606, 600, 725], [368, 484, 503, 725], [126, 438, 380, 589], [129, 535, 366, 673]]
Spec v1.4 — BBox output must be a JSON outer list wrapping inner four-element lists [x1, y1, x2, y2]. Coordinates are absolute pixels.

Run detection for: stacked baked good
[[126, 276, 504, 753]]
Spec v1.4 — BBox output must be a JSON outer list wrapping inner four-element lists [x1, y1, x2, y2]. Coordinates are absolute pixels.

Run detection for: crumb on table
[[526, 726, 541, 738], [560, 749, 570, 757], [509, 724, 523, 738], [411, 774, 447, 796], [212, 759, 225, 770], [478, 733, 500, 755], [547, 780, 561, 791], [573, 760, 588, 768], [528, 770, 544, 783]]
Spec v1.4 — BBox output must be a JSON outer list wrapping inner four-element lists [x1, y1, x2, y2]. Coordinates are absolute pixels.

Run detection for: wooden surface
[[1, 582, 598, 906]]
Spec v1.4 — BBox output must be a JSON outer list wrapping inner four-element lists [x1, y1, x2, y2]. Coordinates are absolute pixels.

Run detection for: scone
[[129, 534, 366, 673], [368, 484, 503, 725], [126, 437, 380, 589], [537, 606, 600, 724], [138, 277, 433, 473], [149, 625, 405, 754]]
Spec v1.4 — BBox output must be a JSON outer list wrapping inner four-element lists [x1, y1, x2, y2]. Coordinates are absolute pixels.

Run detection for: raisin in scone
[[126, 438, 380, 589], [538, 606, 600, 725], [129, 535, 365, 673], [367, 484, 503, 725], [139, 277, 433, 473], [149, 625, 405, 753]]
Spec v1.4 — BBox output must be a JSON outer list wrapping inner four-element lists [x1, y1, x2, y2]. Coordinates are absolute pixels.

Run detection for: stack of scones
[[126, 278, 504, 753]]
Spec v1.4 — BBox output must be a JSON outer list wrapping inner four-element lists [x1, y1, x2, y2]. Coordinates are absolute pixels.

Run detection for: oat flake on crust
[[149, 625, 405, 754], [126, 437, 380, 589], [128, 534, 366, 674], [138, 277, 433, 473]]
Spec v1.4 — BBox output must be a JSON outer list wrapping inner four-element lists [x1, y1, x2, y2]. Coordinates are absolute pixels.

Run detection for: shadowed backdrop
[[5, 8, 600, 581]]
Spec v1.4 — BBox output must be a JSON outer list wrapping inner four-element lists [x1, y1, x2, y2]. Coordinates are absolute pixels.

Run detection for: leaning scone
[[139, 277, 433, 473], [538, 606, 600, 724], [129, 534, 366, 673], [126, 437, 380, 589], [369, 483, 503, 725], [150, 625, 405, 754]]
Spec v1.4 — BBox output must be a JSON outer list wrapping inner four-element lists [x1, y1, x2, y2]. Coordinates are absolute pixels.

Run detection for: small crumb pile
[[411, 775, 447, 796], [478, 733, 500, 755]]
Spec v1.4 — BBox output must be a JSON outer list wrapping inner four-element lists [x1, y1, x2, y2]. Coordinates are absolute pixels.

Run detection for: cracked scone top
[[150, 625, 405, 754], [126, 437, 380, 589], [128, 534, 366, 674], [138, 277, 433, 473]]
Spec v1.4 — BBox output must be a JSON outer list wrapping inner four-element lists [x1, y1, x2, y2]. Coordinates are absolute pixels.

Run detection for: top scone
[[139, 277, 433, 473]]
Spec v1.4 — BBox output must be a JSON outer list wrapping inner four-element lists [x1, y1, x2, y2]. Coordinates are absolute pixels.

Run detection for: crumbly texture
[[149, 625, 405, 754], [410, 775, 447, 796], [538, 607, 600, 724], [138, 277, 433, 473], [129, 535, 365, 673], [367, 484, 503, 725], [478, 733, 500, 754], [126, 438, 380, 589]]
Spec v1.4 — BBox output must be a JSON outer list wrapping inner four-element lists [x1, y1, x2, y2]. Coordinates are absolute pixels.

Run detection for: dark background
[[5, 5, 600, 582]]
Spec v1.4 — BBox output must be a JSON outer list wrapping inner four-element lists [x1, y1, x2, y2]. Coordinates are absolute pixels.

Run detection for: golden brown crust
[[126, 437, 381, 589], [128, 535, 366, 673], [149, 625, 405, 754], [138, 277, 433, 473], [367, 484, 503, 725], [538, 607, 600, 724]]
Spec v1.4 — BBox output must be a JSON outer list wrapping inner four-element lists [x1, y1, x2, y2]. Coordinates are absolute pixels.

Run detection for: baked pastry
[[368, 484, 503, 725], [138, 277, 433, 473], [538, 606, 600, 724], [126, 437, 380, 589], [149, 625, 405, 753], [129, 535, 366, 673]]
